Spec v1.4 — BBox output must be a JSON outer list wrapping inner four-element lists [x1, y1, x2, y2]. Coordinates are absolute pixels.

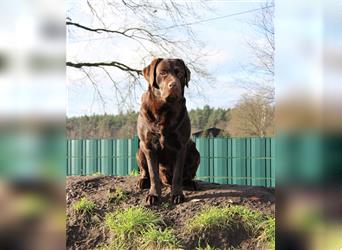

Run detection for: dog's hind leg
[[136, 148, 150, 190], [183, 141, 200, 191]]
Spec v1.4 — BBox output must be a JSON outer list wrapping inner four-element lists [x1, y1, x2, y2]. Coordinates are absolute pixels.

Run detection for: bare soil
[[66, 176, 275, 249]]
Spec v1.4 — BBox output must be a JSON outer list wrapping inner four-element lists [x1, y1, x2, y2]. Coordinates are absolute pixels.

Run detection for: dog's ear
[[184, 64, 191, 87], [179, 59, 191, 87], [143, 58, 163, 89]]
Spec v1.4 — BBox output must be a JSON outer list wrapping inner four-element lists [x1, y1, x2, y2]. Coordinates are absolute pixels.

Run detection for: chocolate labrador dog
[[136, 58, 200, 205]]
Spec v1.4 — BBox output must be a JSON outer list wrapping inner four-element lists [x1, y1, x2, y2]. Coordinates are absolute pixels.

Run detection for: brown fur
[[137, 58, 200, 205]]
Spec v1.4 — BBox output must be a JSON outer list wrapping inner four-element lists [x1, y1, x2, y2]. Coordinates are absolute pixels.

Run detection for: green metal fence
[[66, 137, 275, 187]]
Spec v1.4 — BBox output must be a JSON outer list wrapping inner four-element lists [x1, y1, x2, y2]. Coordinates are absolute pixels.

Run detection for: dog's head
[[143, 58, 191, 102]]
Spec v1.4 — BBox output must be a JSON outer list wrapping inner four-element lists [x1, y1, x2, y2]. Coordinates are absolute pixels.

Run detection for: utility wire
[[154, 5, 274, 31]]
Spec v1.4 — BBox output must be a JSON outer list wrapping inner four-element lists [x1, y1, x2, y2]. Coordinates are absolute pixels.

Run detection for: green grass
[[129, 169, 139, 176], [140, 227, 180, 249], [72, 197, 95, 213], [187, 205, 264, 233], [107, 187, 127, 202], [187, 206, 231, 231], [101, 205, 274, 249], [91, 172, 102, 176], [229, 205, 265, 233], [105, 207, 162, 239], [104, 207, 171, 249], [96, 241, 126, 250], [187, 205, 274, 249], [196, 242, 219, 250], [257, 216, 275, 249]]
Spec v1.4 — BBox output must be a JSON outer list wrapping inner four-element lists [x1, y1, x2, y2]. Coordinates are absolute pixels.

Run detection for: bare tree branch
[[66, 61, 142, 75], [238, 0, 274, 103], [86, 0, 106, 28], [80, 68, 107, 112], [99, 66, 125, 109], [66, 20, 175, 44], [67, 0, 213, 111]]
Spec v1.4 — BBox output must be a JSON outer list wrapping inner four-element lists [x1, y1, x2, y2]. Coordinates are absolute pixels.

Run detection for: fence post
[[251, 137, 267, 187], [232, 138, 247, 185], [195, 137, 210, 182], [112, 139, 117, 175], [100, 139, 113, 175], [66, 140, 70, 176], [85, 139, 97, 175], [227, 138, 233, 184], [271, 137, 276, 187], [213, 137, 228, 184], [266, 137, 272, 187], [128, 136, 139, 174], [70, 139, 82, 175], [116, 139, 128, 176]]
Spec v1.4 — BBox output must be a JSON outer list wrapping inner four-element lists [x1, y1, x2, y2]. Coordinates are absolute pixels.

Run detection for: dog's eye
[[160, 71, 167, 76]]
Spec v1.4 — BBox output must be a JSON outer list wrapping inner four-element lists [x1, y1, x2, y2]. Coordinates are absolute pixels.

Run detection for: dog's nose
[[168, 82, 176, 89]]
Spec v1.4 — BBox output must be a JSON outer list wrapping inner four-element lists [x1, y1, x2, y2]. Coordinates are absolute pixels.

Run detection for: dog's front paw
[[137, 177, 150, 190], [146, 194, 159, 206], [171, 193, 185, 204]]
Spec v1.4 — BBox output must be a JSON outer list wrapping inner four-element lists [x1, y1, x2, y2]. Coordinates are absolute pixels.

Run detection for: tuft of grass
[[140, 227, 180, 249], [91, 172, 102, 176], [105, 207, 162, 240], [73, 197, 95, 213], [187, 205, 264, 233], [107, 187, 127, 202], [257, 216, 275, 249], [104, 207, 166, 249], [96, 240, 126, 250], [196, 242, 219, 250], [228, 205, 265, 233], [187, 206, 230, 232], [129, 169, 139, 176], [187, 205, 274, 249]]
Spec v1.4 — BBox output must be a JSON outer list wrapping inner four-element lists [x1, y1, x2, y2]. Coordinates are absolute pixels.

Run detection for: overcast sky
[[67, 1, 268, 117]]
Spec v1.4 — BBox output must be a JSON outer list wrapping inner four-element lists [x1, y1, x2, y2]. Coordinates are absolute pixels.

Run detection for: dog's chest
[[150, 132, 180, 152], [155, 108, 175, 127], [144, 102, 186, 151]]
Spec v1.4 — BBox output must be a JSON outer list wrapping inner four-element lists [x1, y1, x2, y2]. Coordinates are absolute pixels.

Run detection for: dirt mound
[[66, 176, 275, 249]]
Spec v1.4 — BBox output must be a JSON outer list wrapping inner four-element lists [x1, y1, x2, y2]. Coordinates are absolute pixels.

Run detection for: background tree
[[67, 107, 231, 138], [238, 0, 274, 103], [227, 92, 274, 136]]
